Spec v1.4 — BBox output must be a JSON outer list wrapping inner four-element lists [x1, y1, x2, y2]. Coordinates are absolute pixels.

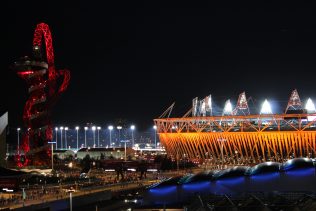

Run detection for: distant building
[[77, 147, 135, 160], [0, 112, 8, 167], [54, 149, 75, 160]]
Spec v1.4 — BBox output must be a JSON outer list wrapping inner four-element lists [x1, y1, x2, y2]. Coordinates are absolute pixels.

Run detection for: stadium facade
[[154, 90, 316, 162]]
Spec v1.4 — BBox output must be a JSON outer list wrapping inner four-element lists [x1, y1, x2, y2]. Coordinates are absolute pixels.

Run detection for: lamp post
[[66, 189, 75, 211], [84, 127, 88, 147], [75, 126, 79, 150], [65, 127, 68, 149], [17, 128, 20, 154], [55, 127, 58, 149], [130, 125, 135, 147], [153, 125, 157, 149], [48, 141, 56, 170], [97, 126, 101, 147], [60, 127, 64, 150], [108, 126, 113, 147], [92, 126, 96, 147], [120, 140, 130, 161], [117, 126, 122, 146]]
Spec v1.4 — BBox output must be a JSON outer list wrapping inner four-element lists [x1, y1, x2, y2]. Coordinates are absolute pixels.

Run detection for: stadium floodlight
[[75, 126, 79, 150], [223, 99, 232, 114], [305, 98, 315, 112], [59, 127, 64, 149], [260, 99, 272, 114], [17, 128, 21, 154], [65, 127, 68, 149], [96, 127, 101, 147], [153, 125, 158, 148], [54, 127, 58, 149], [108, 126, 113, 147], [92, 126, 96, 147], [117, 126, 122, 144], [130, 125, 135, 147], [84, 127, 88, 147], [201, 101, 206, 116]]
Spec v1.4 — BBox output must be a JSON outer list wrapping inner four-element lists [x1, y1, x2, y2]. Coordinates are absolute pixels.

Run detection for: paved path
[[2, 180, 155, 210]]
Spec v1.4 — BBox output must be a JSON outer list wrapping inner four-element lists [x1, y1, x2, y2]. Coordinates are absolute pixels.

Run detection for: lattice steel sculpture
[[12, 23, 70, 166]]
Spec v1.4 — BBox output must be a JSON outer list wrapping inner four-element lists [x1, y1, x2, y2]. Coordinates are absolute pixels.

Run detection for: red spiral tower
[[12, 23, 70, 167]]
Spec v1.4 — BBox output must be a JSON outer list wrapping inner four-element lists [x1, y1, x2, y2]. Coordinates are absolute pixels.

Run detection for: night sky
[[1, 2, 316, 131]]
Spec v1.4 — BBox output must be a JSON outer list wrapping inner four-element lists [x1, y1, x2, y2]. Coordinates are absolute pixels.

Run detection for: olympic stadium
[[154, 90, 316, 163]]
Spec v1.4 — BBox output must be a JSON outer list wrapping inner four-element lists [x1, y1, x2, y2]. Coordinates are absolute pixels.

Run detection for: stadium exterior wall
[[158, 131, 316, 161]]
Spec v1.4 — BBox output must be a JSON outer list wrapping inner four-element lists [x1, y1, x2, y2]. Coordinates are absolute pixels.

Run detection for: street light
[[84, 127, 88, 147], [120, 140, 130, 161], [130, 125, 135, 147], [48, 141, 56, 170], [17, 128, 21, 154], [60, 127, 64, 149], [66, 188, 75, 211], [65, 127, 69, 149], [75, 126, 79, 150], [153, 125, 157, 149], [92, 126, 96, 147], [117, 126, 122, 146], [108, 126, 113, 147], [55, 127, 58, 149], [97, 126, 101, 147]]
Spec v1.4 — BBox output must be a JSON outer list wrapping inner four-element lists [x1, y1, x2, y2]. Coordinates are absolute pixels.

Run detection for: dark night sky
[[1, 2, 316, 131]]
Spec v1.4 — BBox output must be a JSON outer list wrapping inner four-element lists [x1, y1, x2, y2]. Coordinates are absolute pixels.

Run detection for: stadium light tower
[[55, 127, 58, 149], [17, 128, 21, 154], [306, 98, 315, 112], [60, 127, 64, 149], [75, 126, 79, 150], [153, 125, 157, 148], [84, 127, 88, 147], [223, 99, 232, 115], [65, 127, 68, 149], [306, 98, 316, 121], [260, 99, 272, 114], [108, 125, 113, 147], [117, 126, 122, 146], [97, 126, 101, 147], [130, 125, 135, 147], [92, 126, 96, 147], [120, 140, 130, 161]]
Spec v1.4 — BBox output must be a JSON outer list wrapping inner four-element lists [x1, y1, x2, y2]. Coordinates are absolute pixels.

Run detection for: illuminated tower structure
[[12, 23, 70, 166]]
